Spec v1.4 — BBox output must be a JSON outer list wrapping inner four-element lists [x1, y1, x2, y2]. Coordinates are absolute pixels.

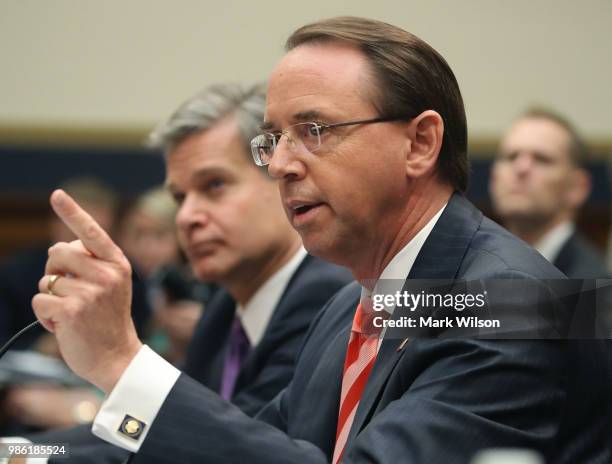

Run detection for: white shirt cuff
[[0, 437, 48, 464], [91, 345, 181, 452]]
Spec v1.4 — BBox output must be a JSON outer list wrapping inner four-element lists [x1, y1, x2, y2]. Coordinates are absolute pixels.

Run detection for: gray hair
[[147, 82, 267, 159]]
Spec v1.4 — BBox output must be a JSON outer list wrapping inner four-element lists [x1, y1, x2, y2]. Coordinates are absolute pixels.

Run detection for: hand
[[31, 190, 142, 393]]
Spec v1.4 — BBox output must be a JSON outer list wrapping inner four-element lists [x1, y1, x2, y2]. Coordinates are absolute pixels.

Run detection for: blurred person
[[490, 110, 612, 452], [15, 17, 609, 464], [117, 186, 207, 364], [147, 272, 209, 366], [117, 187, 182, 280], [489, 108, 609, 278]]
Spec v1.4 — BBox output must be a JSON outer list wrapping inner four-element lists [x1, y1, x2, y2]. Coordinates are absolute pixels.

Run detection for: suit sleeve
[[132, 374, 329, 464]]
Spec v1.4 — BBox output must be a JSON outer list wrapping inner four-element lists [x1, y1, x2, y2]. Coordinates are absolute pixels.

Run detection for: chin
[[301, 232, 350, 268], [191, 262, 227, 284], [497, 204, 533, 218]]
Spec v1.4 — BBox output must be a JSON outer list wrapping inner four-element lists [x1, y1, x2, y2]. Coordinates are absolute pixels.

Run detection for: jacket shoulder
[[459, 216, 566, 280]]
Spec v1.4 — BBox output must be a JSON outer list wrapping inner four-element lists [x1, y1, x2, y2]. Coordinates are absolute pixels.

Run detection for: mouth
[[293, 203, 321, 215], [286, 201, 325, 225], [187, 241, 219, 258]]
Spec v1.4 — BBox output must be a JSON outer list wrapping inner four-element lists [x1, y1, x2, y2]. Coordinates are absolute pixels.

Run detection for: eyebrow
[[293, 110, 323, 122], [166, 166, 229, 191], [261, 110, 325, 132]]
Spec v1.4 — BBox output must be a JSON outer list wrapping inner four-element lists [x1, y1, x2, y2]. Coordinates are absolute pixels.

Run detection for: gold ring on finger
[[47, 274, 62, 296]]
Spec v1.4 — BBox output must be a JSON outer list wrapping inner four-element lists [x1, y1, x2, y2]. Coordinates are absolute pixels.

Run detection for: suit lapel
[[407, 192, 482, 280], [345, 193, 483, 440], [234, 255, 314, 393], [290, 288, 359, 458], [208, 295, 237, 392]]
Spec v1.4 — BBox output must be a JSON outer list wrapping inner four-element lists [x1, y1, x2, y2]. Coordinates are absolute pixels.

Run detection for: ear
[[404, 110, 444, 179], [566, 167, 591, 211]]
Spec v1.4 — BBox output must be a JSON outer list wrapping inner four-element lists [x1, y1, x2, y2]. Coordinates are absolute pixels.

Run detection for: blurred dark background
[[1, 142, 609, 260]]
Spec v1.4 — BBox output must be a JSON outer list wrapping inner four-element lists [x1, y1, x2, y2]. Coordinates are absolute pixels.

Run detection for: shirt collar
[[236, 247, 307, 346], [361, 204, 447, 304], [534, 221, 574, 263]]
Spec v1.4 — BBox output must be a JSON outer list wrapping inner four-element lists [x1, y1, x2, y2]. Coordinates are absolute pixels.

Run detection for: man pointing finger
[[33, 190, 141, 393]]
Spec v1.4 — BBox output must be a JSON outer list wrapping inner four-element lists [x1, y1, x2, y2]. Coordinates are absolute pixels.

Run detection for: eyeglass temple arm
[[324, 116, 413, 130]]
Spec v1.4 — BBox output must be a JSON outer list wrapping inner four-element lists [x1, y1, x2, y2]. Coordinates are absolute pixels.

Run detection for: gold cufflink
[[118, 415, 146, 440]]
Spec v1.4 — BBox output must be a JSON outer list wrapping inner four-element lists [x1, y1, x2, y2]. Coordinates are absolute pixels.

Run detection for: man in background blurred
[[117, 186, 204, 366], [489, 108, 609, 278]]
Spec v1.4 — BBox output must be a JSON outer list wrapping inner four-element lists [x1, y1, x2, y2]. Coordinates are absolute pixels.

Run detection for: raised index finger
[[50, 189, 122, 262]]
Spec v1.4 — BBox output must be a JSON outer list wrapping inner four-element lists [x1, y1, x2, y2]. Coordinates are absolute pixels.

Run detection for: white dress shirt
[[533, 221, 574, 264], [238, 247, 308, 346]]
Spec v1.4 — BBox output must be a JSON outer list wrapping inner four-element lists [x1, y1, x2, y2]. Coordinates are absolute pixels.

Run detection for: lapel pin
[[396, 338, 410, 352]]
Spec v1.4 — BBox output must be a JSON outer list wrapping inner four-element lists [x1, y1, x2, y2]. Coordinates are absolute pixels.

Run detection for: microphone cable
[[0, 320, 42, 360]]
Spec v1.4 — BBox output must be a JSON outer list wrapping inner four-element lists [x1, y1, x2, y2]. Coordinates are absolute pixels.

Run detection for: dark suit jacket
[[130, 193, 610, 464], [553, 232, 610, 279], [182, 254, 353, 416]]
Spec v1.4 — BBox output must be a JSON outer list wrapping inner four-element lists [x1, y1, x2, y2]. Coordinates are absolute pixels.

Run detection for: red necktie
[[333, 299, 383, 464]]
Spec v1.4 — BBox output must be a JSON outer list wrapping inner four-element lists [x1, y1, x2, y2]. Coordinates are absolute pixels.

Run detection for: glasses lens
[[293, 122, 321, 153], [251, 134, 274, 166]]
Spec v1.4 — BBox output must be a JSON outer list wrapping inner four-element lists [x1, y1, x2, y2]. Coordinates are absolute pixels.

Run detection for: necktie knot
[[230, 316, 251, 358], [352, 298, 388, 336]]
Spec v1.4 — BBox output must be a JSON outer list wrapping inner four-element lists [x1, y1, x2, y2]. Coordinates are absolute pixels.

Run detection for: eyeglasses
[[250, 116, 410, 166]]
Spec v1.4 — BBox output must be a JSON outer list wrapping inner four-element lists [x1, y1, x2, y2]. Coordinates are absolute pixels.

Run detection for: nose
[[175, 193, 209, 235], [267, 136, 307, 181], [513, 152, 534, 176]]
